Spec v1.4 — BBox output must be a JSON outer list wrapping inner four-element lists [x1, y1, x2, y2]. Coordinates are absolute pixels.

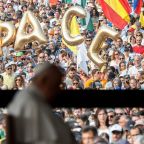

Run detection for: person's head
[[95, 108, 109, 128], [82, 126, 97, 144], [49, 42, 55, 50], [54, 30, 59, 39], [107, 109, 116, 125], [130, 36, 136, 44], [134, 55, 141, 67], [32, 63, 63, 103], [118, 115, 131, 128], [14, 75, 25, 87], [91, 69, 101, 81], [129, 78, 137, 89], [54, 10, 60, 19], [136, 36, 142, 46], [119, 54, 125, 63], [134, 119, 144, 130], [113, 78, 122, 89], [85, 37, 92, 47], [77, 114, 89, 128], [73, 109, 82, 119], [127, 134, 133, 144], [111, 124, 123, 142], [115, 108, 125, 117], [72, 77, 80, 89], [5, 63, 12, 75], [130, 127, 141, 141], [136, 32, 143, 38], [132, 113, 140, 122], [112, 50, 120, 60], [27, 63, 33, 73], [37, 52, 45, 64], [116, 38, 123, 48], [68, 67, 76, 79], [119, 62, 126, 71]]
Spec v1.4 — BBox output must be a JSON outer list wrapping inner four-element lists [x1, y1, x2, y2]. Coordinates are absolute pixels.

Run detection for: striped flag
[[133, 0, 143, 15], [99, 0, 132, 30]]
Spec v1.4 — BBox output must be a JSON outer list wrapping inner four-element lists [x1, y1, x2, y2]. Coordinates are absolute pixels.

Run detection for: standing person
[[95, 108, 109, 136], [7, 62, 76, 144]]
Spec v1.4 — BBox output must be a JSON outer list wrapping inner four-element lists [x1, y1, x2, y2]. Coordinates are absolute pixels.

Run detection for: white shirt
[[128, 66, 141, 77], [8, 86, 76, 144]]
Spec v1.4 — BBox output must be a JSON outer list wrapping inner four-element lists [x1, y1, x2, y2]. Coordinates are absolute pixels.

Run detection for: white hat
[[135, 120, 144, 126], [110, 124, 122, 132], [9, 61, 16, 65], [5, 63, 12, 69]]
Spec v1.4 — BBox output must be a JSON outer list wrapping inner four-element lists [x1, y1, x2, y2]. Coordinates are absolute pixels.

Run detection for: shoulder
[[8, 89, 34, 116]]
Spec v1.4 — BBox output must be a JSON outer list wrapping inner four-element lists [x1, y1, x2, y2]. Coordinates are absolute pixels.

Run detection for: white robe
[[8, 86, 76, 144]]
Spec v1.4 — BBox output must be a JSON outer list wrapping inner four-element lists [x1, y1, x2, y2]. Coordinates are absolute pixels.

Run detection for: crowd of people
[[0, 0, 144, 90], [54, 108, 144, 144], [0, 107, 144, 144]]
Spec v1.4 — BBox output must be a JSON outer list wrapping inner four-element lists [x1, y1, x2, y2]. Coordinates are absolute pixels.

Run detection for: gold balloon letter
[[88, 26, 119, 68], [14, 11, 47, 51], [62, 6, 86, 46], [0, 22, 16, 55]]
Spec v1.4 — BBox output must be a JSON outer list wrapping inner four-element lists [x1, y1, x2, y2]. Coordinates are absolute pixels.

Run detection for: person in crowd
[[95, 108, 109, 136], [1, 63, 15, 90], [110, 124, 129, 144], [81, 126, 97, 144], [13, 75, 25, 90], [133, 35, 144, 54], [107, 109, 116, 127], [7, 62, 76, 144]]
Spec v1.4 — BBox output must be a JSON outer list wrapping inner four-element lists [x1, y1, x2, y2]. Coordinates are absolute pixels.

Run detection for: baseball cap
[[135, 120, 144, 127], [5, 63, 12, 69], [110, 124, 122, 132]]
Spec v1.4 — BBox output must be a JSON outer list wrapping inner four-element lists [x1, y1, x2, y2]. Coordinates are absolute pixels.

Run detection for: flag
[[99, 0, 132, 30], [77, 43, 89, 75], [76, 0, 87, 8], [87, 17, 94, 31], [133, 0, 143, 15], [63, 0, 72, 3], [139, 11, 144, 27], [62, 16, 80, 55]]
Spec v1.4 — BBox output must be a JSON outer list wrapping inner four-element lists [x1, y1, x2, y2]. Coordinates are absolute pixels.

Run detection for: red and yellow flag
[[99, 0, 132, 30]]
